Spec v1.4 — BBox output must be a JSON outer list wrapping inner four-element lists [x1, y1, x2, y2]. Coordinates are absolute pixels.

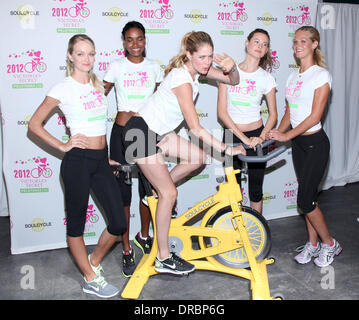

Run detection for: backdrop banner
[[0, 0, 318, 254]]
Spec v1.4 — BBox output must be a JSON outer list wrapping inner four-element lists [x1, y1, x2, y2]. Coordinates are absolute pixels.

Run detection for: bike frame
[[121, 165, 275, 300]]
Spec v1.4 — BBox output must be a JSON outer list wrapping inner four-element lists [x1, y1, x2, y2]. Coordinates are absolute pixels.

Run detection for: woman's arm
[[207, 54, 239, 85], [217, 82, 252, 146], [172, 83, 245, 156], [103, 80, 114, 96], [269, 83, 330, 141], [259, 88, 277, 140], [28, 96, 89, 152]]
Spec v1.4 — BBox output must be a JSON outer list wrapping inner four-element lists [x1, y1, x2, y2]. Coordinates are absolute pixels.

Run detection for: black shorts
[[60, 148, 126, 237], [292, 129, 330, 214], [122, 116, 162, 163], [223, 126, 267, 203], [110, 122, 149, 206]]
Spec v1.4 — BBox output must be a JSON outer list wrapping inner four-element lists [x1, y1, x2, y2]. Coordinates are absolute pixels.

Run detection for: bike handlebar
[[234, 140, 287, 163]]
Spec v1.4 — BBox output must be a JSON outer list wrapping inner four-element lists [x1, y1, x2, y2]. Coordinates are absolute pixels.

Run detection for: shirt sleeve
[[155, 62, 164, 83], [47, 82, 63, 102], [314, 69, 332, 89], [103, 61, 117, 83], [264, 72, 277, 94], [169, 68, 191, 89]]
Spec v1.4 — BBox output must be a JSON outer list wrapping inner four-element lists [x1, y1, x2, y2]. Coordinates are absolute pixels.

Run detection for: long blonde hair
[[295, 26, 327, 68], [164, 31, 214, 76], [66, 34, 104, 93]]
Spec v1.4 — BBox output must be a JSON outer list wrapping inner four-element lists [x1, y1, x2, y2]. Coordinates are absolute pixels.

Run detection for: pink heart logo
[[239, 2, 244, 8], [34, 51, 41, 57], [272, 50, 277, 56], [88, 204, 93, 210], [304, 6, 309, 12], [40, 157, 47, 164]]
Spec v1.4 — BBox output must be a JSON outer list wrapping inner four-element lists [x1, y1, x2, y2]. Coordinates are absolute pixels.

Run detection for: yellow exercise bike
[[120, 140, 286, 300]]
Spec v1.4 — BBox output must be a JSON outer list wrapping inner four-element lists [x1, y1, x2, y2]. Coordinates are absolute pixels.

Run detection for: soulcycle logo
[[14, 156, 54, 193], [51, 0, 91, 34], [63, 204, 100, 237], [257, 12, 278, 26], [7, 49, 47, 89], [139, 0, 174, 33], [286, 5, 312, 34], [196, 108, 209, 122], [217, 1, 248, 35], [102, 6, 128, 22], [10, 4, 39, 29], [25, 218, 52, 232], [184, 9, 208, 24], [263, 192, 276, 205]]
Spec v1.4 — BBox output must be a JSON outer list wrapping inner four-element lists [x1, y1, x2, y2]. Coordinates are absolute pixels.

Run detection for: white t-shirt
[[286, 65, 332, 132], [103, 57, 163, 112], [226, 67, 277, 124], [138, 66, 200, 136], [47, 76, 108, 137]]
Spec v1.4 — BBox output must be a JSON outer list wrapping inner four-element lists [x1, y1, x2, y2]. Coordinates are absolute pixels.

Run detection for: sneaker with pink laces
[[294, 242, 321, 264], [314, 239, 342, 267]]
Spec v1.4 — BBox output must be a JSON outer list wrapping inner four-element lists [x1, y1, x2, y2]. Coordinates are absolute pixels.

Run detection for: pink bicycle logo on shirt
[[30, 157, 53, 178], [136, 71, 151, 88], [286, 80, 303, 97], [24, 50, 47, 73], [243, 79, 257, 96]]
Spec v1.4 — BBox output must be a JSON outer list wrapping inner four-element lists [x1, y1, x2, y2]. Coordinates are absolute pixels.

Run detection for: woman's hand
[[213, 53, 236, 74], [60, 133, 89, 152], [248, 136, 264, 151], [108, 158, 121, 178], [266, 129, 289, 142], [226, 144, 246, 156]]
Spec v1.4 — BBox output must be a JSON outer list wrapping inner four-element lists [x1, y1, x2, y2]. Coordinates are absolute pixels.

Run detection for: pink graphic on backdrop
[[286, 5, 311, 25]]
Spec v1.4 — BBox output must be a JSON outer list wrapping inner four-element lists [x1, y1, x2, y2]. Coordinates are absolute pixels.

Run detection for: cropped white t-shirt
[[286, 65, 332, 132], [47, 76, 108, 137], [103, 57, 163, 112], [226, 67, 276, 124], [138, 66, 200, 136]]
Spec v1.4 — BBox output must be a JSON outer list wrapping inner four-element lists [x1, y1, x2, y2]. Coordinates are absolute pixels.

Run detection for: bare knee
[[158, 185, 177, 203]]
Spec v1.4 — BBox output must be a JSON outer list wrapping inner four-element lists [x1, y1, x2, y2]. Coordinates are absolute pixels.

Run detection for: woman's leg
[[158, 132, 206, 184], [68, 236, 96, 282], [136, 153, 177, 260]]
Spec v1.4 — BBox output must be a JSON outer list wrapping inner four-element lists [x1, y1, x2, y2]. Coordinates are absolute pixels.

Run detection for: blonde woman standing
[[28, 34, 126, 297], [268, 26, 341, 267]]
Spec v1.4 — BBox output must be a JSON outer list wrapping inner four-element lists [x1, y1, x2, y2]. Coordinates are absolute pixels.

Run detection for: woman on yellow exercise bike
[[119, 31, 246, 275]]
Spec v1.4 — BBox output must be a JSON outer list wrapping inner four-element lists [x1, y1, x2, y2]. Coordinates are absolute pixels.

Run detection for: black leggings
[[60, 148, 126, 237], [292, 129, 330, 214], [223, 126, 267, 203]]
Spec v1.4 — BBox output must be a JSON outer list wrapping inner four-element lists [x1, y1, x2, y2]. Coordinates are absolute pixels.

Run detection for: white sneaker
[[294, 242, 321, 264], [314, 239, 342, 267]]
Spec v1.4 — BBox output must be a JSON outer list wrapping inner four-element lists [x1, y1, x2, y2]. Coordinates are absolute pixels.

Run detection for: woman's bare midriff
[[235, 119, 263, 132]]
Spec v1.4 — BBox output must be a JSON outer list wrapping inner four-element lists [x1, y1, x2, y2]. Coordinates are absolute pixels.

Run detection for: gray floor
[[1, 182, 358, 301]]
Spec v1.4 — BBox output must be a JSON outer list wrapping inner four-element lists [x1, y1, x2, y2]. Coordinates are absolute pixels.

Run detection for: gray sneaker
[[83, 274, 119, 298]]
